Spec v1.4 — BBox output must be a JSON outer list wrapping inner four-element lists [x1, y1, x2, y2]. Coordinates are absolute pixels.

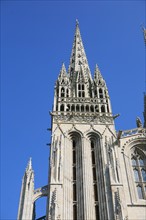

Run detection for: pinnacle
[[59, 63, 67, 77], [94, 64, 102, 79], [94, 64, 107, 88], [61, 62, 66, 71]]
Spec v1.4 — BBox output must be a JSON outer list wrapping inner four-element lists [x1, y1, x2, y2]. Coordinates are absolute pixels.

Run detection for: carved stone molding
[[53, 113, 113, 124]]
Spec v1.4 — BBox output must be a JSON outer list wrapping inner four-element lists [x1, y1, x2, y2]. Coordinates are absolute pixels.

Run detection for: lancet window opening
[[78, 83, 85, 98], [90, 139, 100, 220], [60, 104, 64, 112], [66, 89, 69, 97], [131, 149, 146, 200], [99, 88, 103, 99], [94, 88, 97, 97], [70, 132, 84, 220], [57, 88, 59, 97], [61, 87, 65, 97], [101, 105, 105, 113], [72, 139, 77, 220], [106, 100, 109, 113]]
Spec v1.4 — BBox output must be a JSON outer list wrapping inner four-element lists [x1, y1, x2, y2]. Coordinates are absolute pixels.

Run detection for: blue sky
[[1, 1, 145, 219]]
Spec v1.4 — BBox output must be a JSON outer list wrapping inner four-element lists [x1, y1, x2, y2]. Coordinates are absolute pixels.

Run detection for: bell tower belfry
[[47, 20, 117, 220]]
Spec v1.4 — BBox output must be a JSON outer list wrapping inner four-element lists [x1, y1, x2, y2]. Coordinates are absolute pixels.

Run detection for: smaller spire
[[59, 63, 67, 78], [57, 63, 69, 85], [58, 63, 67, 81], [94, 64, 101, 79], [94, 64, 106, 87], [94, 64, 104, 81]]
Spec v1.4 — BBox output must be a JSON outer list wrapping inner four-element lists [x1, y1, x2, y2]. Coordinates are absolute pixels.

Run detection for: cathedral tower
[[18, 21, 146, 220], [47, 20, 116, 220]]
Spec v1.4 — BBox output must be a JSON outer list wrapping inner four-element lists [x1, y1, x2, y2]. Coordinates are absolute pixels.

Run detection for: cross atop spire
[[68, 20, 92, 82]]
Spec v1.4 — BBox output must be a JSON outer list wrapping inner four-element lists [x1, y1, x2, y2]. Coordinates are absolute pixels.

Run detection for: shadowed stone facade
[[17, 21, 146, 220]]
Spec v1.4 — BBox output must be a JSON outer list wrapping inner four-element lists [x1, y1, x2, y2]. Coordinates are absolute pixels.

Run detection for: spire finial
[[76, 19, 79, 26]]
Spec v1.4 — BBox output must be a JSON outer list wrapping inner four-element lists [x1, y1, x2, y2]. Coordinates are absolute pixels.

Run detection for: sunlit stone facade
[[17, 21, 146, 220]]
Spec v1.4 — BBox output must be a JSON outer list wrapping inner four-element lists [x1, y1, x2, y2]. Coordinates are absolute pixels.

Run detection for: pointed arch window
[[90, 139, 100, 220], [86, 105, 89, 112], [61, 87, 65, 97], [60, 104, 64, 112], [107, 103, 109, 113], [66, 89, 69, 97], [101, 105, 105, 113], [81, 105, 84, 112], [131, 150, 146, 200], [72, 139, 77, 208], [94, 89, 97, 97], [99, 88, 103, 99], [72, 153, 76, 180], [78, 83, 85, 98], [90, 105, 94, 112], [76, 105, 80, 112], [71, 105, 75, 111], [70, 133, 84, 220]]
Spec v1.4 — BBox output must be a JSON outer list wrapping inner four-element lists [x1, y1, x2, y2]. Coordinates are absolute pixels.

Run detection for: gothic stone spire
[[68, 20, 92, 83]]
